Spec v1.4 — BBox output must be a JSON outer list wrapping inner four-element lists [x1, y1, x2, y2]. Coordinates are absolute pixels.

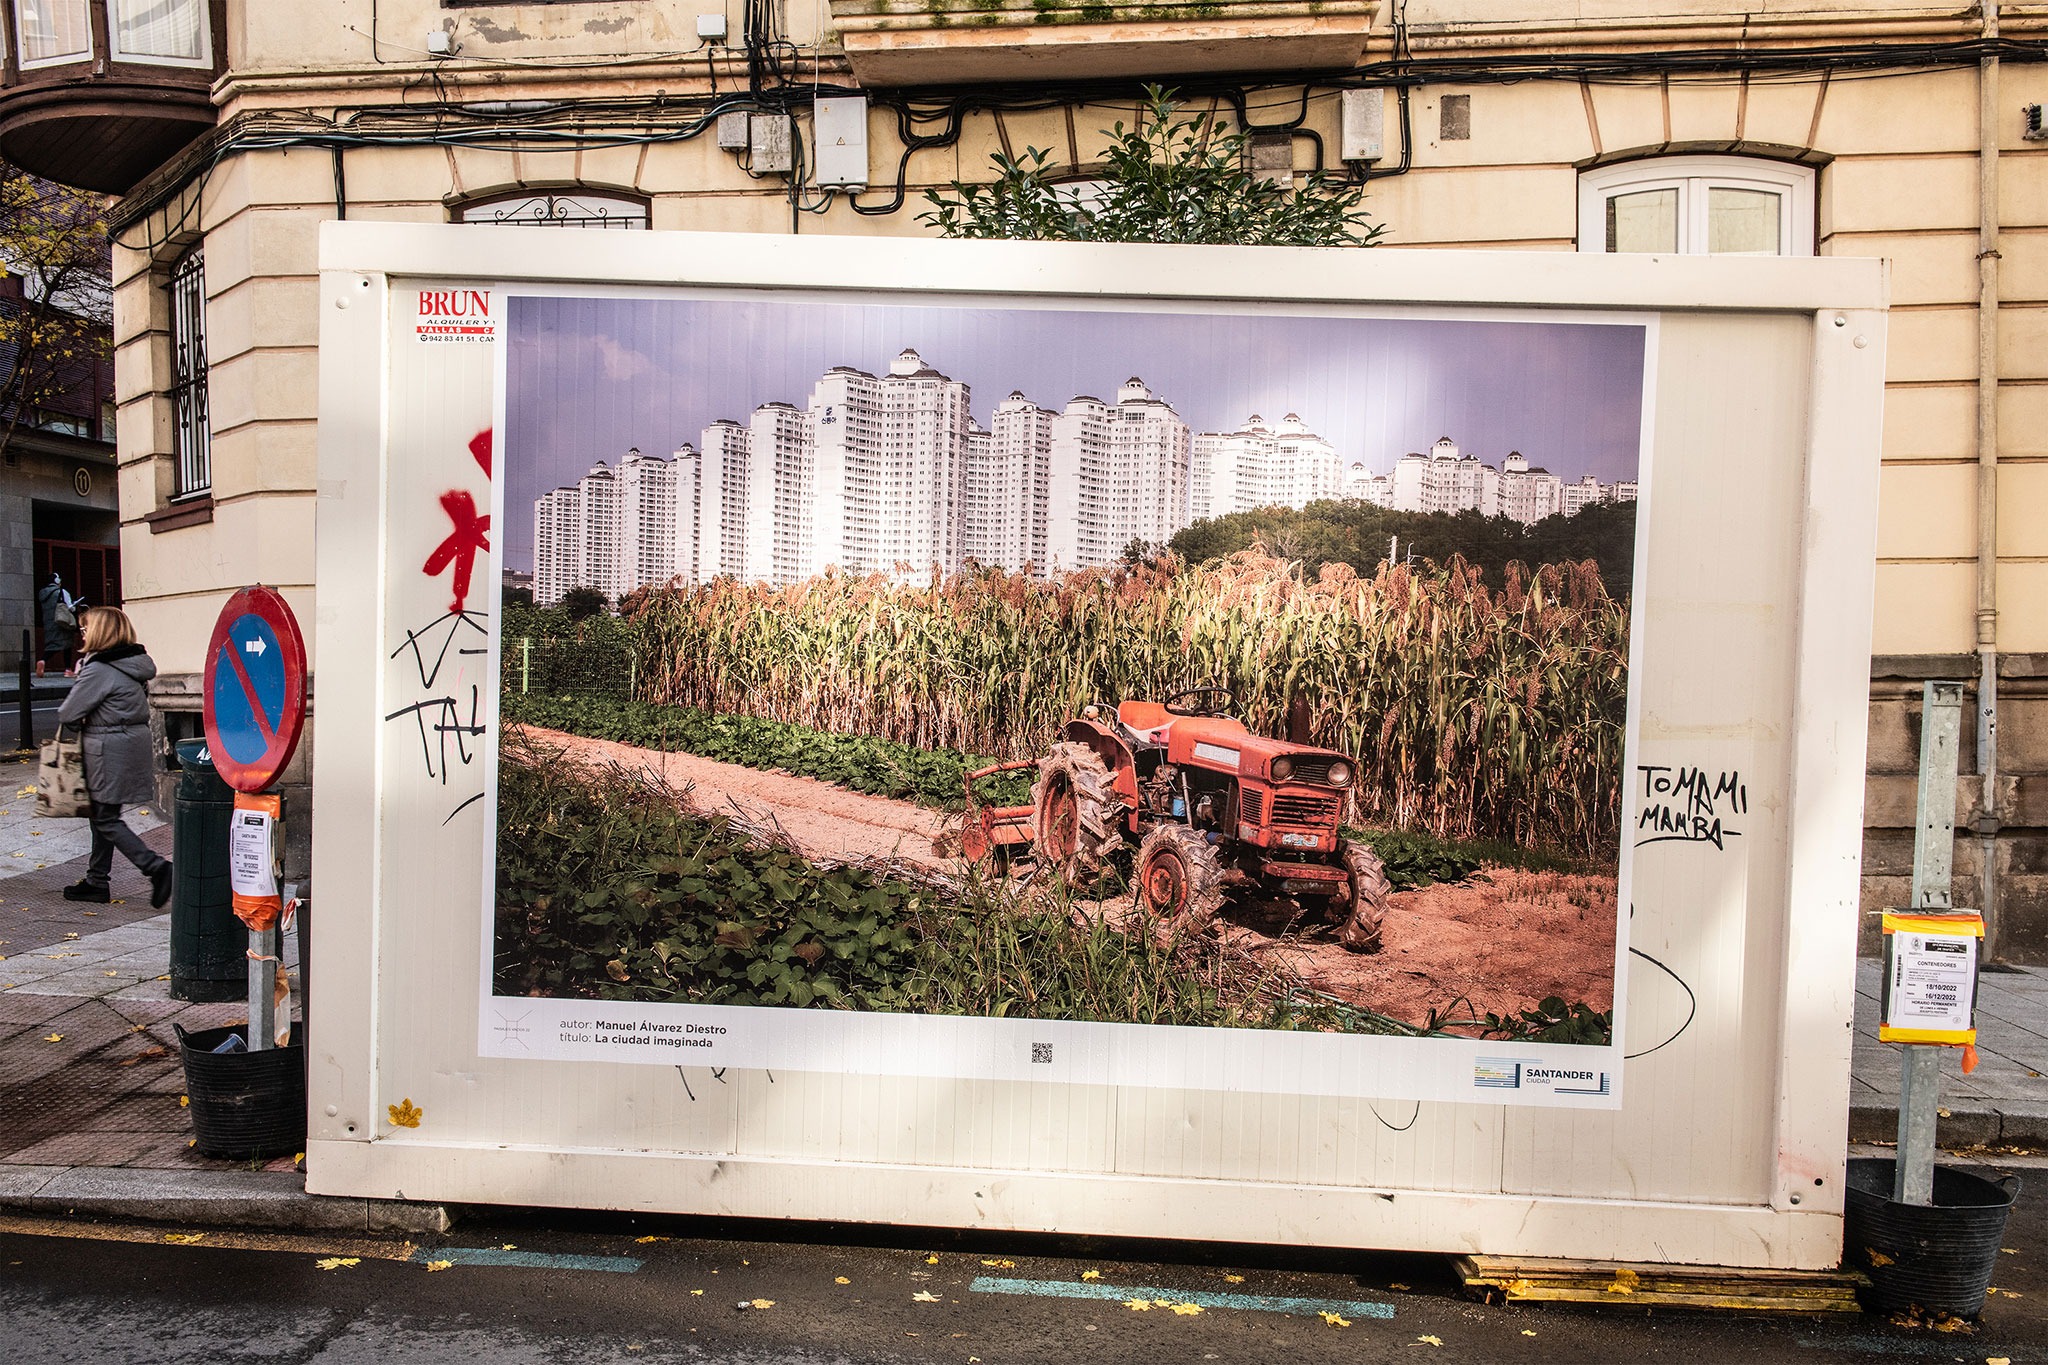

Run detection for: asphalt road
[[2, 698, 64, 752], [4, 1160, 2048, 1365]]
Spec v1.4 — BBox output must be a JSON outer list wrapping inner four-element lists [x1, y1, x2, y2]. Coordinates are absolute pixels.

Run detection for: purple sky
[[504, 293, 1647, 571]]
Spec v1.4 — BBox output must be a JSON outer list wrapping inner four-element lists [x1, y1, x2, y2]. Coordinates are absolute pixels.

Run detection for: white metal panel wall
[[309, 226, 1886, 1268]]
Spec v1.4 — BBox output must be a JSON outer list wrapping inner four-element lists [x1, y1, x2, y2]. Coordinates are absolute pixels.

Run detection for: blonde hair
[[79, 606, 137, 655]]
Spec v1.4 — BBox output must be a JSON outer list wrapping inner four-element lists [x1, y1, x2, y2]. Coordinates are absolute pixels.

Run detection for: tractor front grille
[[1271, 791, 1342, 827], [1239, 790, 1266, 824]]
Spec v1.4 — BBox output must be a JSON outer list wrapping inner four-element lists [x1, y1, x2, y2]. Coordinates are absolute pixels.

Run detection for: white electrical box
[[716, 111, 751, 152], [1341, 88, 1386, 162], [813, 96, 869, 188], [696, 13, 727, 41], [750, 114, 793, 174]]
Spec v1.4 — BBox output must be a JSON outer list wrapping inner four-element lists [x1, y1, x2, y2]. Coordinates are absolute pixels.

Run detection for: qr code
[[1031, 1042, 1054, 1064]]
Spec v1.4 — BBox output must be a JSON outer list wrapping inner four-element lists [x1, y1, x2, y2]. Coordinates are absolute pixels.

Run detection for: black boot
[[150, 862, 174, 910], [63, 880, 110, 903]]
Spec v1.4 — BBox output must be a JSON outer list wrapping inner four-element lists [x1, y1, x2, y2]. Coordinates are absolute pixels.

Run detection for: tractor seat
[[1116, 700, 1173, 745]]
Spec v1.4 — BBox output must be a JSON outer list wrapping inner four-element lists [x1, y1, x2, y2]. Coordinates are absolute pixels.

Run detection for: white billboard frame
[[310, 221, 1886, 1269]]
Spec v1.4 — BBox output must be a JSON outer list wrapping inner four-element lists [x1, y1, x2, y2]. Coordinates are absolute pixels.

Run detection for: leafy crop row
[[501, 692, 1033, 811]]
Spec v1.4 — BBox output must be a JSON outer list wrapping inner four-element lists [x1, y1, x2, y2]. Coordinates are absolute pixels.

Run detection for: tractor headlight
[[1326, 760, 1353, 787], [1270, 757, 1295, 782]]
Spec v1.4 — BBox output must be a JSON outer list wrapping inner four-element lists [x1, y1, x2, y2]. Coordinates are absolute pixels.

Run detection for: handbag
[[37, 726, 89, 818]]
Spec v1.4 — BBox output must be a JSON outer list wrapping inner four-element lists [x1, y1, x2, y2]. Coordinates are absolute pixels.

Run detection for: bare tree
[[0, 166, 111, 463]]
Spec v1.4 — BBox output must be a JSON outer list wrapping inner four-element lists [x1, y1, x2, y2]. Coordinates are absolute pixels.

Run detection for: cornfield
[[627, 552, 1629, 855]]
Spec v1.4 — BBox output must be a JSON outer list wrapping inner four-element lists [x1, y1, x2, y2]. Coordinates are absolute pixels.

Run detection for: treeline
[[1167, 499, 1638, 601]]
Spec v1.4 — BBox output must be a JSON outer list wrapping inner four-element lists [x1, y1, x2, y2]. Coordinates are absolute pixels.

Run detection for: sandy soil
[[519, 726, 952, 870], [521, 725, 1617, 1029]]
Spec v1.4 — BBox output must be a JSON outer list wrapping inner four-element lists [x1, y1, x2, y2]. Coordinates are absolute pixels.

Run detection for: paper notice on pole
[[1879, 911, 1982, 1044], [230, 805, 277, 899]]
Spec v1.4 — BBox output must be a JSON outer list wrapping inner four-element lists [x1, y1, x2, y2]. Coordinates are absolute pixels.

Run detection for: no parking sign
[[202, 586, 308, 795]]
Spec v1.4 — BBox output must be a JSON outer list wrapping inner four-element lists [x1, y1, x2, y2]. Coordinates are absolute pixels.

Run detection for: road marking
[[969, 1275, 1396, 1320], [406, 1247, 643, 1273]]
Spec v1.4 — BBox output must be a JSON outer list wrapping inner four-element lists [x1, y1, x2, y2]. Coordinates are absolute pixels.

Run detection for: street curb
[[1850, 1104, 2048, 1149], [0, 1164, 454, 1235]]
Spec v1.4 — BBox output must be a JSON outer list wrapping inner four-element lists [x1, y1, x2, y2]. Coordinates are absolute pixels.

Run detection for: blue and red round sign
[[202, 586, 308, 794]]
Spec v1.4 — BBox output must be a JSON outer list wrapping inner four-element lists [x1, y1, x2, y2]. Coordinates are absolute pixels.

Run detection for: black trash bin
[[170, 739, 243, 1002], [176, 1022, 306, 1159], [1845, 1157, 2020, 1319]]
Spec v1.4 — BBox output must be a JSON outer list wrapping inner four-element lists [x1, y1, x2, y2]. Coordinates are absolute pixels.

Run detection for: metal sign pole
[[1895, 681, 1964, 1206]]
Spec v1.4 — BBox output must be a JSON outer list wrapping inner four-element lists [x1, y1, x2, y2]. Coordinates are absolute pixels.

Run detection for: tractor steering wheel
[[1164, 686, 1236, 717]]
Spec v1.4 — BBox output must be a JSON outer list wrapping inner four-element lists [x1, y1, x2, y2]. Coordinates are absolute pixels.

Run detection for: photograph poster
[[482, 289, 1649, 1106]]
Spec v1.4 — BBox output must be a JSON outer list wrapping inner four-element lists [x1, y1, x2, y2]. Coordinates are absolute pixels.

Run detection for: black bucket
[[1844, 1157, 2020, 1318], [175, 1023, 307, 1160]]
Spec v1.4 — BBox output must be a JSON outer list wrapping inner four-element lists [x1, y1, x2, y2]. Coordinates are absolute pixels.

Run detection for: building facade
[[3, 0, 2038, 951]]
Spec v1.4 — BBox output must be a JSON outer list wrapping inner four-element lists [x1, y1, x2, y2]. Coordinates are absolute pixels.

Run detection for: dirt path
[[520, 726, 952, 870], [524, 726, 1617, 1028]]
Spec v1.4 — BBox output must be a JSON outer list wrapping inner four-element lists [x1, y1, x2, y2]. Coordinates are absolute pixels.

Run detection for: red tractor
[[960, 687, 1391, 952]]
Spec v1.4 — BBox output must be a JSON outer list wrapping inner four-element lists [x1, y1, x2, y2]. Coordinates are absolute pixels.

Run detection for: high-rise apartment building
[[1190, 413, 1342, 521], [1496, 452, 1565, 524], [964, 391, 1055, 572], [1048, 379, 1190, 570], [531, 448, 683, 605]]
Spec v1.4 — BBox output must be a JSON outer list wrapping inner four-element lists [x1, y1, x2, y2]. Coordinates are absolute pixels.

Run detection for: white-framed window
[[15, 0, 91, 67], [1578, 156, 1816, 257], [110, 0, 212, 68]]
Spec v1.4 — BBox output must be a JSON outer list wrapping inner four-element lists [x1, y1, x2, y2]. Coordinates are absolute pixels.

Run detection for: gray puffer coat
[[57, 644, 159, 806]]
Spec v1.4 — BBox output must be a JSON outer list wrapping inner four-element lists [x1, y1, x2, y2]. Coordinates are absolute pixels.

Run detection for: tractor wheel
[[1031, 742, 1121, 888], [1335, 838, 1392, 954], [1134, 826, 1228, 938]]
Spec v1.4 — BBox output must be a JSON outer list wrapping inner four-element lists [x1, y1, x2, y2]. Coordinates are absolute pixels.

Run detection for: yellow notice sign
[[1878, 911, 1983, 1046]]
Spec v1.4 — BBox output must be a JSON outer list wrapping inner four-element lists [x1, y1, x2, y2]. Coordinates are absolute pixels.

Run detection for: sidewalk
[[0, 742, 2041, 1232]]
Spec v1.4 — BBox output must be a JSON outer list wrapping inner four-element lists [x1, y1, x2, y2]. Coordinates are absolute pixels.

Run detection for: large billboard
[[315, 225, 1886, 1266], [486, 291, 1649, 1108]]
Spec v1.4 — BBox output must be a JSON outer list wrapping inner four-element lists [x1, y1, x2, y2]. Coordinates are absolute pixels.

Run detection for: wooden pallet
[[1454, 1256, 1868, 1313]]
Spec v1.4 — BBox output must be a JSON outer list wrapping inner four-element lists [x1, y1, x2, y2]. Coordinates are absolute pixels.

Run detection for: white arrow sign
[[244, 637, 267, 657]]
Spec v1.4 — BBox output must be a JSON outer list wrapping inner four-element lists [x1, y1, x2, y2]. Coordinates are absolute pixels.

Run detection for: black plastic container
[[176, 1022, 306, 1160], [1844, 1157, 2019, 1318]]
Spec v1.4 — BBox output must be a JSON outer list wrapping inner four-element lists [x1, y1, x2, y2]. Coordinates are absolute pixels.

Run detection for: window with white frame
[[110, 0, 211, 67], [15, 0, 91, 67], [1578, 156, 1815, 257]]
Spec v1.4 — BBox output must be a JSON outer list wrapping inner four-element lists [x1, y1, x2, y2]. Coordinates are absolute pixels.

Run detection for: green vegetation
[[919, 86, 1386, 248], [1171, 498, 1639, 603], [502, 692, 1033, 810]]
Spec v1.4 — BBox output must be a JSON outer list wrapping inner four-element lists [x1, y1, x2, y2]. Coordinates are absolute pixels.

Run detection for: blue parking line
[[969, 1275, 1395, 1319], [409, 1247, 644, 1273]]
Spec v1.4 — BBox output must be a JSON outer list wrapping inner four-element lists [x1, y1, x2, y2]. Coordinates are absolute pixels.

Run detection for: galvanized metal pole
[[17, 630, 32, 752], [1896, 681, 1964, 1205], [249, 923, 276, 1053], [521, 636, 530, 694]]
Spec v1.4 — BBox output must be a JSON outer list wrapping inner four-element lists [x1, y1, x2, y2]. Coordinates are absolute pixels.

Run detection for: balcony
[[0, 0, 225, 193], [828, 0, 1379, 87]]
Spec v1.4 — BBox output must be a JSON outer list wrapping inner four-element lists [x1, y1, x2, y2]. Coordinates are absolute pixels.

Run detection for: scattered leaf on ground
[[1416, 1336, 1444, 1347], [500, 1244, 516, 1251], [925, 1254, 939, 1264], [179, 1095, 189, 1107], [315, 1257, 361, 1271], [1169, 1303, 1204, 1316], [423, 1260, 453, 1272], [1124, 1300, 1151, 1312], [1522, 1330, 1537, 1337], [1222, 1274, 1244, 1284], [634, 1236, 670, 1244], [912, 1290, 941, 1303], [1080, 1269, 1101, 1281], [749, 1299, 774, 1310], [690, 1290, 704, 1296], [835, 1276, 850, 1285], [1319, 1312, 1350, 1328], [42, 1033, 62, 1043], [981, 1259, 1015, 1269], [1605, 1268, 1639, 1294], [1390, 1282, 1410, 1290], [1866, 1249, 1895, 1267], [388, 1098, 423, 1128], [162, 1233, 204, 1245]]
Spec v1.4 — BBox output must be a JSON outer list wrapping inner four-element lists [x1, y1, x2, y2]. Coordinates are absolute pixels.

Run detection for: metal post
[[1896, 681, 1964, 1205], [248, 922, 276, 1052], [17, 630, 31, 751], [521, 636, 530, 694]]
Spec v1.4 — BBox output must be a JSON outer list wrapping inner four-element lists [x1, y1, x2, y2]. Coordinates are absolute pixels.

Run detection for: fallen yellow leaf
[[749, 1299, 774, 1310], [1152, 1298, 1172, 1306], [1605, 1268, 1640, 1295], [634, 1236, 670, 1244], [925, 1254, 939, 1264], [1522, 1330, 1537, 1337], [1417, 1336, 1444, 1347], [1319, 1312, 1350, 1328], [294, 1153, 305, 1166], [1989, 1357, 2012, 1365], [1123, 1299, 1152, 1312], [981, 1259, 1015, 1269], [1080, 1269, 1101, 1281], [179, 1095, 189, 1107], [501, 1244, 516, 1251], [423, 1260, 453, 1272], [1222, 1273, 1244, 1284], [315, 1257, 361, 1271], [912, 1290, 941, 1303], [835, 1276, 851, 1285], [162, 1233, 204, 1245], [1390, 1282, 1410, 1290], [690, 1290, 704, 1297], [388, 1098, 423, 1128], [42, 1033, 62, 1043], [1169, 1302, 1204, 1316]]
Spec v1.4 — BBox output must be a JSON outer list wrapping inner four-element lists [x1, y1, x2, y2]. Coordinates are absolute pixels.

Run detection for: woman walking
[[56, 607, 173, 907]]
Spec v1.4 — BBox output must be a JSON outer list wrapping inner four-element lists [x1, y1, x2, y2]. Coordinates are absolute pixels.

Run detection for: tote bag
[[37, 727, 88, 818]]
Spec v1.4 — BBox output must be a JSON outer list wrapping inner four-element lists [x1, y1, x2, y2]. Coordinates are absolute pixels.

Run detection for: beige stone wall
[[108, 4, 2048, 939]]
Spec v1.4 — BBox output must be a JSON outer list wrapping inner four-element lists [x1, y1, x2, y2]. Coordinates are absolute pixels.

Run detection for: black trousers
[[86, 801, 164, 886]]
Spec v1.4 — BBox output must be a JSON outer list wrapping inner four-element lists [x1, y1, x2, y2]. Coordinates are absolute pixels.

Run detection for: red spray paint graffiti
[[424, 489, 491, 614]]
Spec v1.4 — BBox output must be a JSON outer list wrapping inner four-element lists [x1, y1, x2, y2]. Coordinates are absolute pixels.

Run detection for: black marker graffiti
[[1635, 765, 1746, 849], [385, 684, 487, 784]]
